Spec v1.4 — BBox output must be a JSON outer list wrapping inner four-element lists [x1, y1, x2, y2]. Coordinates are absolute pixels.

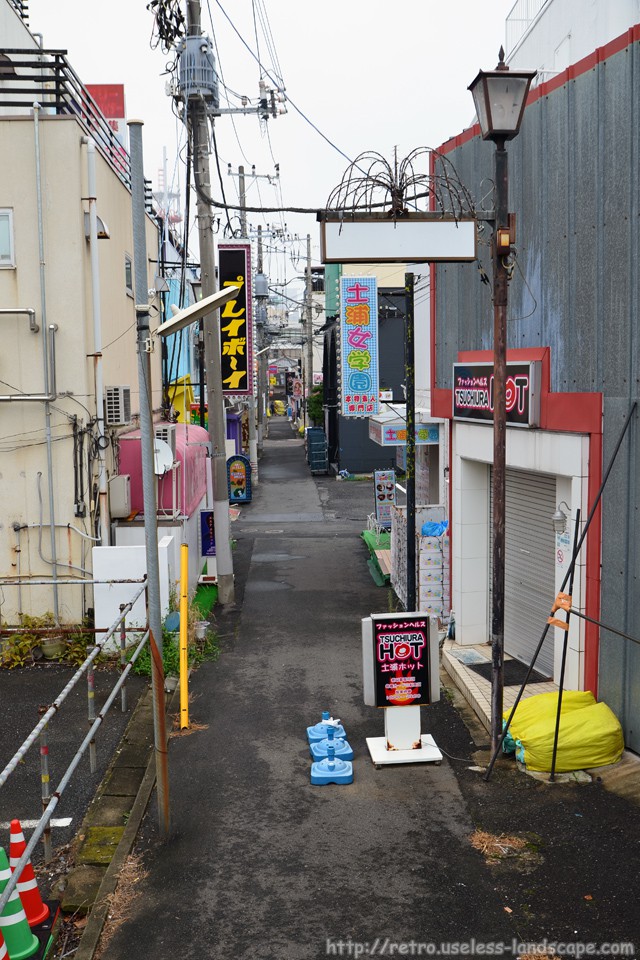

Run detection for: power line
[[213, 0, 357, 170]]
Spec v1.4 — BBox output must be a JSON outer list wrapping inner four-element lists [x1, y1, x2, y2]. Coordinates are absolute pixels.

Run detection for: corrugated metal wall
[[435, 35, 640, 747]]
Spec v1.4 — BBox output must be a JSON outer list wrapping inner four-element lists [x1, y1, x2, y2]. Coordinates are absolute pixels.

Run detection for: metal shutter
[[490, 468, 556, 678]]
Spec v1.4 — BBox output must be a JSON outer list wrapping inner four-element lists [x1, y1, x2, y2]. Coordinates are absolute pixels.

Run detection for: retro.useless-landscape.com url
[[325, 939, 636, 958]]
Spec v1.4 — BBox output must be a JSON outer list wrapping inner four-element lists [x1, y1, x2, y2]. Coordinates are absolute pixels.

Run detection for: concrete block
[[77, 826, 125, 865], [61, 865, 107, 915]]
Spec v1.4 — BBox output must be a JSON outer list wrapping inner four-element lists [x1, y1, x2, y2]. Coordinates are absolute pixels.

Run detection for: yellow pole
[[179, 542, 189, 729]]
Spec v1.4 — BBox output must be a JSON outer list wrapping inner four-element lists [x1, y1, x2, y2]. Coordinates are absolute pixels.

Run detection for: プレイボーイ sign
[[218, 244, 253, 396]]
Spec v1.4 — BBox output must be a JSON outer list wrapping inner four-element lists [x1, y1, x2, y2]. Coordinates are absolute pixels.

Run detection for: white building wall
[[0, 114, 160, 624], [507, 0, 640, 76]]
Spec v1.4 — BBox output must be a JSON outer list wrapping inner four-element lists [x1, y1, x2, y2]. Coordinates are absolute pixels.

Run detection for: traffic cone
[[9, 820, 49, 926], [0, 847, 39, 960]]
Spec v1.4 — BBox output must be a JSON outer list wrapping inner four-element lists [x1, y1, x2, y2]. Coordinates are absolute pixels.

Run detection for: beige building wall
[[0, 114, 160, 624]]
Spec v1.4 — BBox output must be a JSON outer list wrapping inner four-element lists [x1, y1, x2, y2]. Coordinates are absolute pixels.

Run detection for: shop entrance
[[490, 468, 556, 678]]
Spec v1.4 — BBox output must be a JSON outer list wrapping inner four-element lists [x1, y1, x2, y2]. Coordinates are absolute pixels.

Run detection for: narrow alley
[[98, 420, 640, 958]]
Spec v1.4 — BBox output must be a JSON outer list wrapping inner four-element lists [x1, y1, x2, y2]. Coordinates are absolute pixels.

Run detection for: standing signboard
[[362, 612, 441, 765], [227, 454, 252, 503], [218, 243, 253, 396], [339, 276, 379, 418], [373, 469, 396, 529], [364, 613, 437, 708]]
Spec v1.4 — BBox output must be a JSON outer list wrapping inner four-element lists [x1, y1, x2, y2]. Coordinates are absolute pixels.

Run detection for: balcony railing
[[505, 0, 550, 55], [0, 47, 132, 190], [8, 0, 28, 20]]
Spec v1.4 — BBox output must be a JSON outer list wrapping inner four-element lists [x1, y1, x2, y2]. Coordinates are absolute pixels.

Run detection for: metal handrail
[[7, 0, 28, 20], [0, 579, 147, 789], [0, 47, 132, 189], [0, 626, 150, 917]]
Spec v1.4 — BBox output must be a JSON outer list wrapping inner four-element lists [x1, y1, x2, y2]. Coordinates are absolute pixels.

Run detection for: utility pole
[[256, 225, 268, 444], [128, 120, 170, 837], [304, 234, 313, 426], [186, 0, 234, 604], [237, 164, 258, 482]]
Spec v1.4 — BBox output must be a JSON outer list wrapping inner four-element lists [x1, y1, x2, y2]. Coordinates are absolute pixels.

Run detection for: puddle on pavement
[[245, 581, 291, 592], [252, 553, 304, 563]]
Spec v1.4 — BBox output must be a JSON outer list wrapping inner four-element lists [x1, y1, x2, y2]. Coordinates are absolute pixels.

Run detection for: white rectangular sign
[[320, 217, 476, 263]]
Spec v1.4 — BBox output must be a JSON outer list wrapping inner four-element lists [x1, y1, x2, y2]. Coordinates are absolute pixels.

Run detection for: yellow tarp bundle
[[503, 690, 624, 773]]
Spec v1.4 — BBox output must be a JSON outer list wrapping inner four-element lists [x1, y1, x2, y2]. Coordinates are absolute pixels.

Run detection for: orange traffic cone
[[9, 820, 49, 926], [0, 847, 39, 960]]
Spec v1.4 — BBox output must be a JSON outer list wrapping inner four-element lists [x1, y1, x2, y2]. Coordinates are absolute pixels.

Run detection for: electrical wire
[[438, 747, 476, 763], [210, 121, 234, 235], [212, 0, 357, 169], [101, 319, 138, 352]]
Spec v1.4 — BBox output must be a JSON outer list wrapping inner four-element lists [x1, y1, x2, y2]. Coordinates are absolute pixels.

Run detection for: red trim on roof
[[439, 22, 640, 155]]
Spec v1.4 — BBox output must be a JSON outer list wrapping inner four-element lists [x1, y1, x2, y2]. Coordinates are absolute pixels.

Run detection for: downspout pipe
[[82, 136, 110, 546], [34, 101, 59, 622]]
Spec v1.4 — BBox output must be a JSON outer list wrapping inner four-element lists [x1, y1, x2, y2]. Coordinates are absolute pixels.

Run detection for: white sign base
[[366, 734, 442, 767], [366, 705, 442, 766]]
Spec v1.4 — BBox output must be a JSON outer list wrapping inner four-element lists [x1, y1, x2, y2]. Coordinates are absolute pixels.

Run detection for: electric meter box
[[109, 475, 131, 519], [362, 612, 440, 708]]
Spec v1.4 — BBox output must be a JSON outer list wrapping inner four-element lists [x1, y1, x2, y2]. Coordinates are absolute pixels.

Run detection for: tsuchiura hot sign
[[218, 243, 253, 396], [339, 277, 379, 417], [373, 614, 431, 707]]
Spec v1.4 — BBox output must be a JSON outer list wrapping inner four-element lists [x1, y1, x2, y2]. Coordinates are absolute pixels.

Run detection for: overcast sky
[[28, 0, 517, 284]]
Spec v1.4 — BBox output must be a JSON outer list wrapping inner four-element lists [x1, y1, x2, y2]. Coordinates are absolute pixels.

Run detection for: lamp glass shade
[[552, 507, 567, 533], [469, 68, 536, 141]]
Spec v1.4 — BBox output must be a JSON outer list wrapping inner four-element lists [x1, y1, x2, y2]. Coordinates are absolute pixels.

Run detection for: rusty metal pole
[[119, 603, 128, 713], [38, 712, 52, 863], [87, 646, 97, 773], [405, 272, 416, 611], [490, 140, 509, 755]]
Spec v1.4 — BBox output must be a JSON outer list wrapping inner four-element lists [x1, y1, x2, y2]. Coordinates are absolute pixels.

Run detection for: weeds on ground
[[126, 616, 220, 680], [0, 613, 100, 670], [94, 852, 148, 960], [470, 829, 528, 861]]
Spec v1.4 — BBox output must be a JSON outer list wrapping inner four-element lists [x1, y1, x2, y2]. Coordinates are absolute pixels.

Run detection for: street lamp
[[468, 49, 536, 754]]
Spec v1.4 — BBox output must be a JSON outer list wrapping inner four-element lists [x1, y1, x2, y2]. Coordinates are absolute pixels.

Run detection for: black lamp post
[[468, 49, 536, 754]]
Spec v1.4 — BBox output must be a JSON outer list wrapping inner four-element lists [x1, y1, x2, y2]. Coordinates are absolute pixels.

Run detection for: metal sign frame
[[320, 213, 476, 264]]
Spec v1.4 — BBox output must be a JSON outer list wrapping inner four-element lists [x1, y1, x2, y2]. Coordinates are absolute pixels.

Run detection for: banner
[[218, 244, 253, 396], [339, 277, 379, 418], [200, 510, 215, 557], [374, 469, 396, 529]]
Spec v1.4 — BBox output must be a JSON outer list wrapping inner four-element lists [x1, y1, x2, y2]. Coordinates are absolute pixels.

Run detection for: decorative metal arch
[[324, 147, 475, 221]]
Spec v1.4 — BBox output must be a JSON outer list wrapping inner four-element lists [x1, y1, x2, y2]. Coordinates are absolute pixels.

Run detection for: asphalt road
[[92, 419, 640, 957]]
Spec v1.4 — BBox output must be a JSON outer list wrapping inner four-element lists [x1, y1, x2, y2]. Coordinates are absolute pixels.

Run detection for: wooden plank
[[375, 549, 392, 576]]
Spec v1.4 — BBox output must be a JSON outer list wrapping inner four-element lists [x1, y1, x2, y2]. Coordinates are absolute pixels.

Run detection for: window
[[0, 209, 15, 268], [125, 253, 133, 296]]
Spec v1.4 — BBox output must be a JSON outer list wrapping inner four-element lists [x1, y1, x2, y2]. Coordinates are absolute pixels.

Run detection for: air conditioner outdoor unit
[[105, 386, 132, 426], [154, 423, 177, 457]]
